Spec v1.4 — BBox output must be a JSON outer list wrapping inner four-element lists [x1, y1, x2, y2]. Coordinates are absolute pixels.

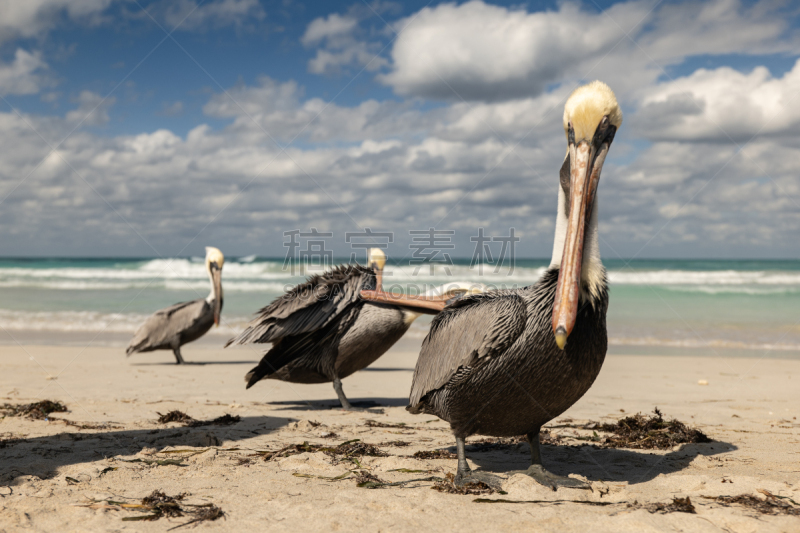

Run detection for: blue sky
[[1, 0, 799, 259]]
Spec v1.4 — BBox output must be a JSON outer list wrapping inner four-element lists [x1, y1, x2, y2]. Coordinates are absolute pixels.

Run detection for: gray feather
[[126, 299, 214, 355], [231, 264, 408, 388], [408, 292, 527, 409], [407, 268, 609, 439], [226, 264, 374, 347]]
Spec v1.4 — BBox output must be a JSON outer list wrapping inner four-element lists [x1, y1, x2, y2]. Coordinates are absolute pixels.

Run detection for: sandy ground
[[1, 338, 799, 532]]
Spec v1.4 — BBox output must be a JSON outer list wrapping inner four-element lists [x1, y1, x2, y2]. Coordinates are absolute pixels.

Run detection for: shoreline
[[3, 328, 799, 361]]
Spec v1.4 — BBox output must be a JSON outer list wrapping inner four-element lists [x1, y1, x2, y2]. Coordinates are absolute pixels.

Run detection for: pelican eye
[[592, 116, 615, 147]]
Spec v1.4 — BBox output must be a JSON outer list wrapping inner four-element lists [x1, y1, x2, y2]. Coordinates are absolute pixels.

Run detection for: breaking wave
[[1, 259, 799, 293]]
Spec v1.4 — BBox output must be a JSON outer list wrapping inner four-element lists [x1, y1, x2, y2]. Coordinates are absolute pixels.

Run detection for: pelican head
[[552, 81, 621, 350], [368, 247, 387, 289], [205, 246, 224, 326]]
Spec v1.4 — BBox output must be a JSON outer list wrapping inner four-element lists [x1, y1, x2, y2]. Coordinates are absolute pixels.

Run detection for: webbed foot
[[454, 470, 505, 491], [513, 464, 591, 491]]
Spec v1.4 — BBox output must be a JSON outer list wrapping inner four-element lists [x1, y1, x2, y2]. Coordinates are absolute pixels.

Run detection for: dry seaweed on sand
[[118, 458, 189, 467], [188, 414, 241, 427], [293, 470, 356, 482], [354, 470, 443, 489], [79, 490, 224, 527], [157, 410, 195, 424], [702, 489, 800, 516], [259, 442, 320, 460], [0, 399, 118, 429], [156, 410, 240, 427], [628, 496, 696, 514], [413, 449, 457, 460], [57, 418, 123, 430], [364, 419, 409, 429], [261, 439, 387, 462], [432, 473, 505, 496], [133, 490, 187, 519], [332, 440, 387, 459], [353, 470, 386, 488], [157, 448, 211, 455], [1, 400, 67, 420], [474, 498, 616, 506], [167, 504, 225, 530], [295, 468, 441, 489], [597, 408, 711, 450]]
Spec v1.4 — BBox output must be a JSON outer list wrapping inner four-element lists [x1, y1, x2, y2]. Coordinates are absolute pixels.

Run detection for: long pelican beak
[[210, 263, 222, 326], [359, 290, 452, 314], [360, 285, 483, 314], [552, 139, 609, 349]]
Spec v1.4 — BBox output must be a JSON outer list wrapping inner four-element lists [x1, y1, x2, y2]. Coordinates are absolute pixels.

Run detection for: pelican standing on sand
[[126, 247, 224, 364], [226, 248, 484, 410], [361, 81, 621, 489]]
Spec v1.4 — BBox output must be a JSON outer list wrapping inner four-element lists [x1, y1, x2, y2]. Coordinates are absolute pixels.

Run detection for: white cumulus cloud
[[0, 0, 112, 43], [0, 49, 48, 96], [302, 10, 389, 75], [302, 13, 359, 45], [378, 0, 800, 102], [635, 60, 800, 142]]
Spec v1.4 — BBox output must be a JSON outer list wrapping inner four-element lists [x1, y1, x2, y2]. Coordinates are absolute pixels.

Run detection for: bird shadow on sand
[[461, 440, 737, 485], [130, 360, 258, 366], [267, 397, 409, 411], [359, 367, 414, 372], [0, 415, 292, 482]]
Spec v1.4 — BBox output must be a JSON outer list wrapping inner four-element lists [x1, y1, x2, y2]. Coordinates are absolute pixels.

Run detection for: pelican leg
[[332, 377, 364, 411], [517, 429, 590, 491], [455, 436, 471, 479], [173, 347, 186, 365], [453, 437, 504, 490]]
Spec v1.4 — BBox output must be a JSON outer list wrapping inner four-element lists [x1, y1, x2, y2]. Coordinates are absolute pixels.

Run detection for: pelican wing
[[244, 304, 361, 388], [226, 264, 374, 347], [409, 292, 527, 409], [126, 299, 208, 354]]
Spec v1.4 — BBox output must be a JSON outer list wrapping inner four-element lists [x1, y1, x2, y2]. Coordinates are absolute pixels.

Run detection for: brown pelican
[[226, 248, 485, 410], [126, 247, 224, 364], [361, 81, 621, 489]]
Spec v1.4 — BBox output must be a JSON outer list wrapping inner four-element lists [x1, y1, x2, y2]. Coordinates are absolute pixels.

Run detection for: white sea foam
[[608, 269, 800, 286], [1, 260, 799, 294], [0, 309, 251, 334], [609, 336, 800, 352], [660, 286, 800, 296]]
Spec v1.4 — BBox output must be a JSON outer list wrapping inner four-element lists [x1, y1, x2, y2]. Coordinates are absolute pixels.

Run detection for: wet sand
[[1, 340, 799, 532]]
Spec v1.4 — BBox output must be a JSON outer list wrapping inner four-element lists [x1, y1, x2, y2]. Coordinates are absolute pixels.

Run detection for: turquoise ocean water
[[0, 257, 798, 357]]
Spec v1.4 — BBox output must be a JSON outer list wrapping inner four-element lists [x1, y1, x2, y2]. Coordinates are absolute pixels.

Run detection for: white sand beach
[[1, 339, 798, 532]]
